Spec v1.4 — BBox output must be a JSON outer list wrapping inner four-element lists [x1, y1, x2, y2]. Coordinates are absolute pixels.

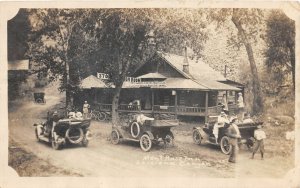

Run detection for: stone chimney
[[183, 45, 189, 74]]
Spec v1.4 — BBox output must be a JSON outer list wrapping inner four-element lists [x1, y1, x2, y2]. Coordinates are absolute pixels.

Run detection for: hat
[[257, 125, 263, 129], [238, 92, 242, 95], [53, 111, 58, 116]]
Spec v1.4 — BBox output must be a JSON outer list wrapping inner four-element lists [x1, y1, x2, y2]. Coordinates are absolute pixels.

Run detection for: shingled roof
[[156, 52, 240, 91]]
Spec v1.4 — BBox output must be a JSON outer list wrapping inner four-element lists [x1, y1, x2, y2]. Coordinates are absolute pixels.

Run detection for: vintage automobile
[[192, 116, 263, 154], [34, 92, 46, 104], [110, 114, 179, 152], [33, 111, 92, 150]]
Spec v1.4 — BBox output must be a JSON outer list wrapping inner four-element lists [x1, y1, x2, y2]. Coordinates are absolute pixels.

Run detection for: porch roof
[[80, 75, 113, 89]]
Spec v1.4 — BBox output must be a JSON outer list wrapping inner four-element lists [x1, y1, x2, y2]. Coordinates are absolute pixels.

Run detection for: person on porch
[[237, 92, 245, 122], [221, 94, 229, 114], [82, 101, 90, 119], [213, 111, 229, 144]]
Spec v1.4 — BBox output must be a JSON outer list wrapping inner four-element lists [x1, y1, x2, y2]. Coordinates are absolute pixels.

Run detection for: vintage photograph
[[7, 7, 296, 180]]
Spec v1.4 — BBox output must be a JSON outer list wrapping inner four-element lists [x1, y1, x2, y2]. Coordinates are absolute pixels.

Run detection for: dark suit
[[226, 123, 241, 163]]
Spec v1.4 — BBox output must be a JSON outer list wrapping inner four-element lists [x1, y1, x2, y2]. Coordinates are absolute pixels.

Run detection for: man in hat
[[237, 92, 245, 122], [251, 125, 266, 160], [213, 111, 229, 144], [226, 116, 241, 163]]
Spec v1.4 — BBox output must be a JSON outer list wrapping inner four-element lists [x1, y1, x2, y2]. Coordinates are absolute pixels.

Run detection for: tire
[[111, 130, 120, 145], [246, 137, 256, 151], [130, 122, 140, 138], [65, 127, 84, 144], [36, 98, 43, 103], [193, 129, 202, 145], [98, 112, 106, 121], [140, 134, 152, 152], [164, 134, 174, 147], [52, 139, 61, 150], [220, 136, 232, 155]]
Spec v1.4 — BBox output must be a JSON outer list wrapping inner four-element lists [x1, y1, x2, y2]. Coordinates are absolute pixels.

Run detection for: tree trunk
[[232, 9, 264, 114], [111, 85, 122, 125], [289, 46, 295, 90]]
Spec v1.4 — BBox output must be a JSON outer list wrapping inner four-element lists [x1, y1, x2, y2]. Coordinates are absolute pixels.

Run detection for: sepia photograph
[[1, 1, 299, 187]]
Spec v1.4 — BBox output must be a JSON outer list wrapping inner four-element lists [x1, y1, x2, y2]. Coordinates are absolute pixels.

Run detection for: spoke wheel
[[164, 133, 174, 147], [220, 136, 232, 155], [193, 129, 202, 145], [111, 130, 120, 145], [140, 134, 152, 152]]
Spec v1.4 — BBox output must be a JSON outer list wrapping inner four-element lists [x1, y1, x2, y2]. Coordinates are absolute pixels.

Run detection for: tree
[[26, 9, 209, 123], [27, 9, 91, 108], [209, 8, 264, 114], [265, 10, 295, 89], [87, 9, 208, 124]]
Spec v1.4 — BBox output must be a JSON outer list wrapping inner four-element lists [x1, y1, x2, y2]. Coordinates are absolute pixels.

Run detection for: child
[[251, 125, 266, 160]]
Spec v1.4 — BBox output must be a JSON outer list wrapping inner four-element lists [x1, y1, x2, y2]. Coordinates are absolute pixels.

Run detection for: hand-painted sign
[[97, 73, 109, 80]]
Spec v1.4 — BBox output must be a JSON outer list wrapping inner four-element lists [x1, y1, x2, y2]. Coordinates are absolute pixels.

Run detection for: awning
[[80, 75, 113, 89], [194, 79, 241, 91]]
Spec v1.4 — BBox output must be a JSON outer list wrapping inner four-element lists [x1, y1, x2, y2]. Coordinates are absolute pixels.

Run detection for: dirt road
[[8, 83, 294, 178]]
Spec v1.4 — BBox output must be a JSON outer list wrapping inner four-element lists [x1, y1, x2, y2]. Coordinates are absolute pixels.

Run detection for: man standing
[[251, 125, 266, 160], [226, 116, 241, 163], [82, 101, 90, 119]]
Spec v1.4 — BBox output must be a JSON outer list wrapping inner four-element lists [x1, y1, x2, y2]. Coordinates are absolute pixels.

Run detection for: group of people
[[213, 109, 266, 163]]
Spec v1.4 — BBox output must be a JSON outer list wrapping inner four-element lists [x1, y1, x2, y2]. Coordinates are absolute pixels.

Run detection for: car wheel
[[164, 132, 174, 147], [193, 129, 202, 145], [246, 137, 256, 151], [130, 122, 140, 138], [140, 134, 152, 152], [220, 136, 232, 155], [111, 130, 120, 145]]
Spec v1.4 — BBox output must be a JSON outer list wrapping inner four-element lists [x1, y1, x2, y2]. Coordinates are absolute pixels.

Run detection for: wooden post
[[151, 89, 154, 115], [205, 91, 208, 123], [174, 90, 178, 119]]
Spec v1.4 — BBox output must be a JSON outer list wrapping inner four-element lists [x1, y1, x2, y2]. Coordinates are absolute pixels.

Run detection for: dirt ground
[[8, 83, 295, 178]]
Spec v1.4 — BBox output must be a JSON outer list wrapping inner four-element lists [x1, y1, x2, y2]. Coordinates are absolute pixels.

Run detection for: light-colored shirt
[[238, 96, 244, 108], [254, 129, 266, 140]]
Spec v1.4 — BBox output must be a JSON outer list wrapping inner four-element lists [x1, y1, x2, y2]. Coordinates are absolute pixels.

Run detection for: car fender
[[143, 131, 154, 140], [193, 127, 209, 140]]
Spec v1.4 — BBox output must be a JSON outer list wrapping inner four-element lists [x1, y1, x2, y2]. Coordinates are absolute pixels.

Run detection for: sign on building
[[97, 72, 109, 80]]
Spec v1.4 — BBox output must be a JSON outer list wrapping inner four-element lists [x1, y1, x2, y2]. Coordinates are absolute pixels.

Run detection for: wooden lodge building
[[78, 50, 244, 122]]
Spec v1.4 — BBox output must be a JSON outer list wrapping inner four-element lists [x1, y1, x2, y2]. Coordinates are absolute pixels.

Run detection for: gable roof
[[80, 75, 111, 89], [156, 52, 240, 91], [157, 51, 226, 81]]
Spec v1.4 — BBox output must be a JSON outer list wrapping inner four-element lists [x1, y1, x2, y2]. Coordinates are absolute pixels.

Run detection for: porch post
[[205, 91, 208, 123], [174, 90, 178, 119], [151, 89, 154, 115]]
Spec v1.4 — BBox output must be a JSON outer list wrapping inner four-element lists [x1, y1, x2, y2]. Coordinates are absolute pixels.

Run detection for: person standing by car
[[251, 125, 266, 160], [83, 101, 90, 119], [226, 116, 241, 163], [213, 111, 229, 144], [237, 92, 245, 122]]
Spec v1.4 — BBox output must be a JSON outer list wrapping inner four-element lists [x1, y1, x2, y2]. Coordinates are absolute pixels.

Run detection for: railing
[[177, 106, 206, 114], [94, 103, 237, 116], [118, 104, 141, 112], [153, 105, 175, 113]]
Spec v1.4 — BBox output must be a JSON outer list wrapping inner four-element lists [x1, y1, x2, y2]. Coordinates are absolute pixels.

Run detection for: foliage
[[264, 10, 295, 88], [207, 8, 265, 114]]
